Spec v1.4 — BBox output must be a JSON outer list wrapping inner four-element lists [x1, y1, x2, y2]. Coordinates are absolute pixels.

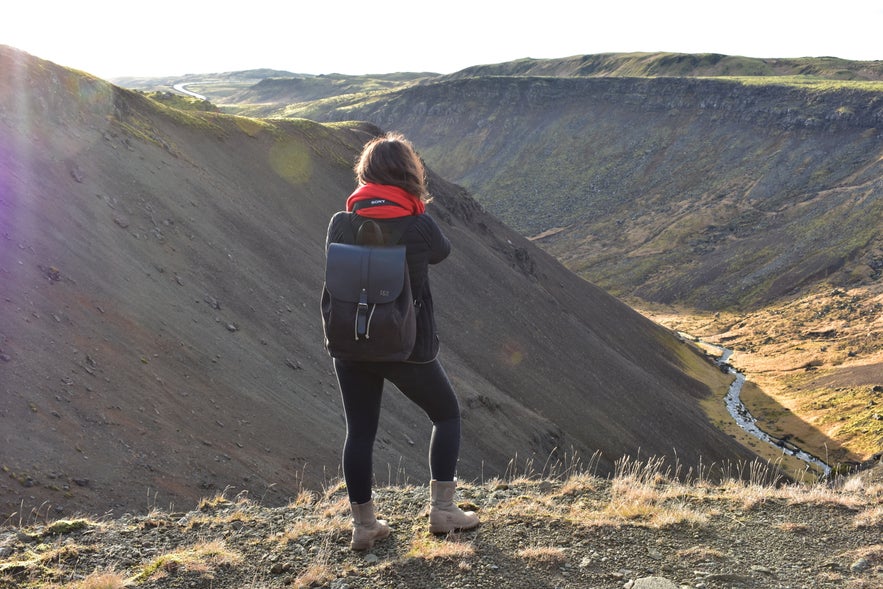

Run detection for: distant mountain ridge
[[446, 52, 883, 81], [117, 52, 883, 121]]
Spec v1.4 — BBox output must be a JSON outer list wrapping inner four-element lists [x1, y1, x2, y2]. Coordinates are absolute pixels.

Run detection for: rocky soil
[[2, 462, 881, 589]]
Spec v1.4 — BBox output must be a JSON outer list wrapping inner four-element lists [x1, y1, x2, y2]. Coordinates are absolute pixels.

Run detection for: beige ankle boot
[[428, 479, 479, 534], [349, 499, 390, 550]]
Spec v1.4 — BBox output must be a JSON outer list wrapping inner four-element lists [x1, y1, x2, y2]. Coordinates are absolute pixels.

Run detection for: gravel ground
[[1, 466, 881, 589]]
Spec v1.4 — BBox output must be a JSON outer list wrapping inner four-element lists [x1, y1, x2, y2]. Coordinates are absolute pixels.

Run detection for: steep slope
[[0, 47, 761, 518]]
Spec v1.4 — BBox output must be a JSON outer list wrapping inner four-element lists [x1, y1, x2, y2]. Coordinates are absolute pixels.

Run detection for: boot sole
[[429, 521, 480, 534]]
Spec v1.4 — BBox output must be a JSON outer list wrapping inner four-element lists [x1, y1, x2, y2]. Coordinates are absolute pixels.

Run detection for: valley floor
[[637, 282, 883, 470]]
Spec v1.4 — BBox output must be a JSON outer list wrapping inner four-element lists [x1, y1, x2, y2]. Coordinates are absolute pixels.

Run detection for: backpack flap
[[324, 243, 408, 304]]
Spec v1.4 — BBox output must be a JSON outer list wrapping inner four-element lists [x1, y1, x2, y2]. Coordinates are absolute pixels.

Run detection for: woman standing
[[324, 132, 479, 550], [326, 133, 478, 550]]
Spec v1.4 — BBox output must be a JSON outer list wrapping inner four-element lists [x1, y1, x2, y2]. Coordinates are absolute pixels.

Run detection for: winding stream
[[685, 334, 833, 476], [172, 83, 207, 101]]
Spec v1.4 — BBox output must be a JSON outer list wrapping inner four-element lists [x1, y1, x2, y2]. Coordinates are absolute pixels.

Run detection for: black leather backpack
[[321, 216, 417, 362]]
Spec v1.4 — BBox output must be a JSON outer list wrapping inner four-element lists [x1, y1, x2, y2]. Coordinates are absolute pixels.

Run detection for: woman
[[324, 132, 479, 550]]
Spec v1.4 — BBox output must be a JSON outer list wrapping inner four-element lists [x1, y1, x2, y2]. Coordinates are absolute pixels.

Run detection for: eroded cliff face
[[307, 76, 883, 308], [351, 76, 883, 134]]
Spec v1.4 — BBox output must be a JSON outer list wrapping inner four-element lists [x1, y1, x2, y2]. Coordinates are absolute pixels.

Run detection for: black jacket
[[325, 211, 451, 362]]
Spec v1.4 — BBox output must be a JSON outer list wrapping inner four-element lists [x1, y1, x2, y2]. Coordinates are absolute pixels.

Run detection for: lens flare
[[269, 138, 313, 185]]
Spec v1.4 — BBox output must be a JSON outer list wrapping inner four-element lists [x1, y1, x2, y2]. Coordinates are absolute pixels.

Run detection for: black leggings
[[333, 358, 461, 504]]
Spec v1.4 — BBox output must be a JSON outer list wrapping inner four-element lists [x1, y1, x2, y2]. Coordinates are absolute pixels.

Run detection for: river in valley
[[683, 334, 833, 476]]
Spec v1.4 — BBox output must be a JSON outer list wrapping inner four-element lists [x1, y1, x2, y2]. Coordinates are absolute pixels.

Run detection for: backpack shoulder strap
[[385, 216, 419, 246], [348, 213, 419, 246], [356, 219, 384, 245]]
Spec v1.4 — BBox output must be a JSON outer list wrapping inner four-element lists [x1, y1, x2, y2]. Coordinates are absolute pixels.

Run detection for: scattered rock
[[16, 531, 37, 543], [69, 163, 84, 183], [625, 577, 678, 589], [45, 266, 61, 281], [851, 557, 871, 572]]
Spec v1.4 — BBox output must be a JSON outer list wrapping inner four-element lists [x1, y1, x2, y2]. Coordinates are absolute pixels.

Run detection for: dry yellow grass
[[406, 534, 476, 560], [675, 545, 727, 563], [291, 561, 335, 589], [280, 515, 349, 545], [287, 489, 318, 508], [130, 540, 243, 583], [64, 571, 129, 589], [776, 521, 810, 534], [516, 546, 568, 565], [854, 506, 883, 529]]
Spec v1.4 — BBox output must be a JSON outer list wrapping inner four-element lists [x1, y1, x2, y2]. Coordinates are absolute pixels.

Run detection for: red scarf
[[346, 183, 425, 218]]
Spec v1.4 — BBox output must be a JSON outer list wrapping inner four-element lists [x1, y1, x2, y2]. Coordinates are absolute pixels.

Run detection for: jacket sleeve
[[325, 212, 350, 252], [423, 215, 451, 265]]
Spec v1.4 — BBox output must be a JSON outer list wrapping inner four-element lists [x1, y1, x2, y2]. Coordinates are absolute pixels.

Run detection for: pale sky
[[3, 0, 881, 80]]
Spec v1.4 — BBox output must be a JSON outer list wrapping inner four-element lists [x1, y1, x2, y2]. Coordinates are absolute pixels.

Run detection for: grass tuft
[[406, 533, 476, 560], [854, 506, 883, 529], [291, 561, 335, 589], [130, 540, 243, 583], [675, 545, 727, 563], [44, 518, 95, 536], [516, 546, 567, 565], [69, 570, 129, 589]]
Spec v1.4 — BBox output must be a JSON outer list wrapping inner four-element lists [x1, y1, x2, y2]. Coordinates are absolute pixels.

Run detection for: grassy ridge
[[2, 459, 881, 588]]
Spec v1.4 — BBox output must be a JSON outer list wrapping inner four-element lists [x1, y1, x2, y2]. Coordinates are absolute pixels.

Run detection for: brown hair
[[354, 132, 429, 201]]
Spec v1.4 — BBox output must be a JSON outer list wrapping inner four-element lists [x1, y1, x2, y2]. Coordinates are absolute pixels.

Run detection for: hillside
[[2, 463, 882, 588], [0, 45, 762, 520]]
